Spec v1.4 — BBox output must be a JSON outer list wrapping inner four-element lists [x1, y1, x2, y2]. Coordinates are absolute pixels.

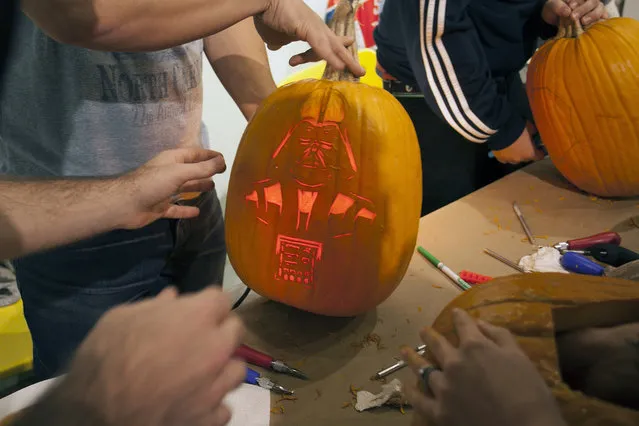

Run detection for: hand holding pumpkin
[[492, 127, 545, 165], [542, 0, 608, 27], [401, 309, 566, 426], [254, 0, 365, 76]]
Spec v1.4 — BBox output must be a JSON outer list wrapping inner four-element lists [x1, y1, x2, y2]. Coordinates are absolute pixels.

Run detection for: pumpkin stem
[[556, 16, 585, 39], [322, 0, 360, 82]]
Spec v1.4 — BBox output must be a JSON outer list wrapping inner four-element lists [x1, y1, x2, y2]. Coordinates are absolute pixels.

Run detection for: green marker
[[417, 246, 471, 291]]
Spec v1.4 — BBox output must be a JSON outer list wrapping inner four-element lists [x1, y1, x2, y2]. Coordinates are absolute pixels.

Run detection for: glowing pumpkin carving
[[527, 17, 639, 197], [429, 273, 639, 425], [225, 0, 422, 316]]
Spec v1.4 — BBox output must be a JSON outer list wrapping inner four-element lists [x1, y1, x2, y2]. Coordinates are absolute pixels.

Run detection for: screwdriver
[[235, 344, 308, 380], [553, 231, 621, 252]]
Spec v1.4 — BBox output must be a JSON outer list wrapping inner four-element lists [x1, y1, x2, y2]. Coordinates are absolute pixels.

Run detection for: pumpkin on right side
[[526, 17, 639, 197], [429, 273, 639, 425]]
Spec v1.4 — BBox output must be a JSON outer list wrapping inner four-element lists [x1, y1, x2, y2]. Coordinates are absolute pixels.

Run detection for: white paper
[[0, 377, 270, 426], [226, 383, 270, 426]]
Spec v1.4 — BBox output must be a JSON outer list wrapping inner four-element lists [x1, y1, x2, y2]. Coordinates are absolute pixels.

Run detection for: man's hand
[[401, 309, 567, 426], [492, 126, 545, 165], [254, 0, 365, 76], [119, 148, 226, 229], [543, 0, 608, 27], [36, 287, 246, 426]]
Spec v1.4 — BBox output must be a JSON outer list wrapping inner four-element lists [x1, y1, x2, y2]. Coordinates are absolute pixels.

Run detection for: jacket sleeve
[[399, 0, 526, 150]]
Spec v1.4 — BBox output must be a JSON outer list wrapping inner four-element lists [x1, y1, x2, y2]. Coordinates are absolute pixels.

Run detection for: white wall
[[624, 0, 639, 18], [201, 0, 328, 208]]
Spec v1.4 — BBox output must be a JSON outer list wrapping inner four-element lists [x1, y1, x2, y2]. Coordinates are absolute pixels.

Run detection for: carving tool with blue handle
[[561, 252, 605, 276], [245, 367, 294, 395]]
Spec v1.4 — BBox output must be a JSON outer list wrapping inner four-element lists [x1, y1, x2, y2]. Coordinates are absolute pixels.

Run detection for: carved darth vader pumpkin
[[225, 1, 421, 317]]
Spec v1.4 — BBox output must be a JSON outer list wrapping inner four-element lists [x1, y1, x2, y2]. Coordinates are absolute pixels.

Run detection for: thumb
[[157, 286, 179, 301], [542, 0, 572, 25]]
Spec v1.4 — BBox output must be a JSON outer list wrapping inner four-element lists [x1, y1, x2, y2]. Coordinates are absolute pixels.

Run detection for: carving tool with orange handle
[[235, 344, 308, 380]]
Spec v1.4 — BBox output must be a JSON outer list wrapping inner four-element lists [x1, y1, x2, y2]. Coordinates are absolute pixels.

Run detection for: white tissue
[[355, 379, 405, 412], [519, 247, 568, 273]]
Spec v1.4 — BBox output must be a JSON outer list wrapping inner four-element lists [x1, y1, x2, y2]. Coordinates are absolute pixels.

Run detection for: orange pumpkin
[[429, 273, 639, 425], [526, 17, 639, 197], [225, 0, 422, 316]]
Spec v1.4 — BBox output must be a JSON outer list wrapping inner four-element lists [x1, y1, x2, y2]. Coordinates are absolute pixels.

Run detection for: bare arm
[[205, 19, 277, 121], [0, 148, 225, 260], [0, 177, 126, 259], [20, 0, 268, 52]]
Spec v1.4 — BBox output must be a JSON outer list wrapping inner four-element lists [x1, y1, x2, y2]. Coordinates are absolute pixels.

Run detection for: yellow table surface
[[0, 299, 32, 378], [236, 158, 639, 425]]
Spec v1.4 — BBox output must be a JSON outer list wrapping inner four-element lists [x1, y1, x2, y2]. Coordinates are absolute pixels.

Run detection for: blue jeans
[[14, 189, 226, 379]]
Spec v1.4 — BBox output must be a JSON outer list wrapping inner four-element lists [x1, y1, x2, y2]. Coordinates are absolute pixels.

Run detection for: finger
[[209, 404, 232, 426], [306, 33, 346, 72], [289, 48, 320, 67], [541, 0, 571, 24], [218, 314, 245, 348], [419, 327, 456, 366], [477, 319, 517, 347], [179, 178, 215, 194], [571, 0, 598, 20], [289, 36, 356, 67], [162, 204, 201, 220], [170, 148, 223, 164], [400, 349, 446, 398], [404, 383, 437, 420], [581, 2, 606, 25], [332, 37, 366, 76], [208, 359, 246, 407], [157, 286, 178, 301], [173, 156, 227, 184], [400, 346, 429, 375], [187, 287, 233, 325], [452, 308, 485, 344]]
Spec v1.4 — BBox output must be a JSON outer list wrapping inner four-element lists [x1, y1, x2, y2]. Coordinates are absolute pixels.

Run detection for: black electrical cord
[[232, 287, 251, 310]]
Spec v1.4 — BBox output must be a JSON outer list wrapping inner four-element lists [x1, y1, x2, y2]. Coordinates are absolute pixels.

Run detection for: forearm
[[205, 19, 276, 120], [11, 378, 108, 426], [0, 177, 126, 259], [21, 0, 268, 52]]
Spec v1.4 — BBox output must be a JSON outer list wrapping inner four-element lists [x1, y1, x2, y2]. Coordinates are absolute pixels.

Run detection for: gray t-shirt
[[0, 13, 207, 177]]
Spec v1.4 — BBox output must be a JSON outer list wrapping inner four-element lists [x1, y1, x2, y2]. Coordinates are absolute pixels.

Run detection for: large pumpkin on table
[[526, 17, 639, 197], [429, 273, 639, 425], [225, 0, 422, 317]]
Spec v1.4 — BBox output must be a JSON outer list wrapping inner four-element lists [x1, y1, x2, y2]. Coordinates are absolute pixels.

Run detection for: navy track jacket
[[374, 0, 551, 150]]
